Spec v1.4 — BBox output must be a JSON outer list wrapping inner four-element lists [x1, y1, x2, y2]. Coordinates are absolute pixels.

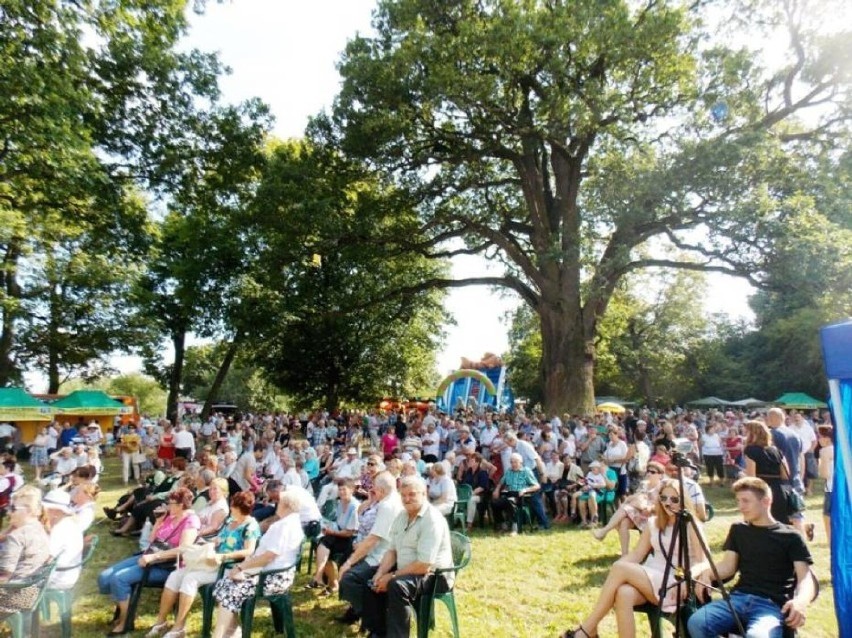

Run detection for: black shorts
[[704, 455, 724, 479]]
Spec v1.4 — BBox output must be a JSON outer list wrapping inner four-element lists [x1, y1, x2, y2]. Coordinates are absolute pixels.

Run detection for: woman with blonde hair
[[561, 478, 704, 638], [0, 486, 50, 618], [743, 419, 790, 524]]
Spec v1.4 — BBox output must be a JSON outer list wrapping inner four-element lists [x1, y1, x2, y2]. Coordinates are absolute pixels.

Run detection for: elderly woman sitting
[[145, 491, 260, 638], [195, 476, 229, 539], [426, 461, 457, 516], [307, 478, 360, 594], [210, 490, 304, 638], [98, 487, 200, 635], [0, 486, 50, 618]]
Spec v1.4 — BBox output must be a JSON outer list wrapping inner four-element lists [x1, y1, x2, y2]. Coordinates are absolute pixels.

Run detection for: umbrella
[[597, 401, 626, 414]]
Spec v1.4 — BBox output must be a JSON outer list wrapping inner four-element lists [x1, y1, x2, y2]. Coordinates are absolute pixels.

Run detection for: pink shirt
[[154, 511, 200, 547]]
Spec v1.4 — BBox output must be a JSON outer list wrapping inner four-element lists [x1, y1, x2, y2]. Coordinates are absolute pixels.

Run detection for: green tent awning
[[773, 392, 827, 410], [51, 390, 131, 416], [0, 387, 53, 421]]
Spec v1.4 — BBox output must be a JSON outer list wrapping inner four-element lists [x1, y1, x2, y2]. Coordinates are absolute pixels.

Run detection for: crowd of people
[[0, 400, 835, 637]]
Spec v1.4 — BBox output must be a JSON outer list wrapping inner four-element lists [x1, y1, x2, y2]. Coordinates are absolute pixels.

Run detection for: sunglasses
[[659, 495, 681, 504], [366, 461, 377, 466], [646, 469, 662, 475]]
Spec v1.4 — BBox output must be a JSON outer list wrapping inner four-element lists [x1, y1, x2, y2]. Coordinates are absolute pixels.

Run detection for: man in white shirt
[[338, 471, 404, 626], [173, 424, 195, 461]]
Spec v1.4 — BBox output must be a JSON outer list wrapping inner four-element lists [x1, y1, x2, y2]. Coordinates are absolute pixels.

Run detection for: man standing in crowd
[[688, 477, 815, 637], [766, 407, 805, 533], [173, 423, 195, 461], [360, 476, 454, 638], [338, 472, 403, 626]]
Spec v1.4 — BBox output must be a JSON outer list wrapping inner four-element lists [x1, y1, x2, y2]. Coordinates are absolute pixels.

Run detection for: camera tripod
[[655, 454, 744, 637]]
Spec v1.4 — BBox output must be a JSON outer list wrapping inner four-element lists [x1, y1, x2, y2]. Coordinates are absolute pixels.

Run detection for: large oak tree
[[325, 0, 851, 413]]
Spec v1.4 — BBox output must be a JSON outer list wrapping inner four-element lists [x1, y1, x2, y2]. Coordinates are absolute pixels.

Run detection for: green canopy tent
[[685, 396, 730, 407], [51, 390, 132, 437], [773, 392, 828, 410], [0, 388, 53, 420], [0, 388, 54, 443]]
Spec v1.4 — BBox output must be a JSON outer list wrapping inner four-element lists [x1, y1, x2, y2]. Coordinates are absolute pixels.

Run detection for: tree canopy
[[326, 0, 852, 413]]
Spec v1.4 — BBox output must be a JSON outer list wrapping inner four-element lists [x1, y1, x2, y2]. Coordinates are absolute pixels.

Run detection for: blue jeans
[[97, 554, 173, 602], [688, 591, 785, 638]]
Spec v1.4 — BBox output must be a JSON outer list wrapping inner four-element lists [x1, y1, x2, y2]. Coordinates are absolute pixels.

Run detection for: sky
[[29, 0, 756, 391]]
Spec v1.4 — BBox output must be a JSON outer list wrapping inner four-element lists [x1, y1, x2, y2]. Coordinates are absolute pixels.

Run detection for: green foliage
[[1, 0, 268, 396], [504, 305, 544, 407], [242, 140, 446, 410], [182, 342, 288, 413]]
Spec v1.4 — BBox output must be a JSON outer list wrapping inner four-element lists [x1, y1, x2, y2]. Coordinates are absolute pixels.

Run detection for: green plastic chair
[[0, 556, 59, 638], [450, 484, 472, 533], [416, 531, 472, 638], [40, 534, 99, 638], [200, 561, 231, 638], [239, 541, 305, 638]]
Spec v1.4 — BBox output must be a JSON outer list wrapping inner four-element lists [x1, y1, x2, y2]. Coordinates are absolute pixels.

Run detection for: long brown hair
[[744, 420, 771, 447]]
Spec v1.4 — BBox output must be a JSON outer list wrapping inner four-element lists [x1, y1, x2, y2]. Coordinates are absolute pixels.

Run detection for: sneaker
[[510, 523, 518, 536]]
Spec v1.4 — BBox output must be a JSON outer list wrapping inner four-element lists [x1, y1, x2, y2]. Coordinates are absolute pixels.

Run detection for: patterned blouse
[[215, 516, 262, 554]]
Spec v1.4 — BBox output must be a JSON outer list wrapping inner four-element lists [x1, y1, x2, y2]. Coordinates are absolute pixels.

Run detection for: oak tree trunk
[[539, 299, 596, 416], [166, 331, 186, 424], [201, 340, 239, 421]]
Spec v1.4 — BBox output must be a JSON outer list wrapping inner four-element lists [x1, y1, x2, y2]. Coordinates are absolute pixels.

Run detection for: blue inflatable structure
[[820, 319, 852, 638], [435, 366, 514, 413]]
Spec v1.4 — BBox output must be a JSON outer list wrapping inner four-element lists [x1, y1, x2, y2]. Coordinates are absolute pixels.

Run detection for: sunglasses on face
[[659, 495, 681, 504], [367, 461, 377, 466], [646, 469, 661, 475]]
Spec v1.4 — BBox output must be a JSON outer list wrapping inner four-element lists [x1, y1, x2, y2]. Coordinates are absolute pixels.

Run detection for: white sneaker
[[510, 523, 518, 536]]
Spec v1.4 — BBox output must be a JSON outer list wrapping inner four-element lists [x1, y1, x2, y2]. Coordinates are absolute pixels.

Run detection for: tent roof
[[729, 398, 769, 407], [773, 392, 827, 409], [51, 390, 127, 414], [0, 387, 49, 409], [686, 396, 730, 407], [0, 387, 53, 422]]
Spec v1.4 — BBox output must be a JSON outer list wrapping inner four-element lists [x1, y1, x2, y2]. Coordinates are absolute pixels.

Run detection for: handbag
[[181, 542, 217, 571], [783, 486, 806, 514]]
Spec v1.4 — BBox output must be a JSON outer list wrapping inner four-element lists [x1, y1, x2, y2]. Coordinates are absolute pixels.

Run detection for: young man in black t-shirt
[[687, 477, 815, 638]]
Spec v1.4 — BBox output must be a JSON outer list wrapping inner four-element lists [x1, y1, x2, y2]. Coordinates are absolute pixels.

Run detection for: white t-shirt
[[283, 484, 321, 524], [232, 452, 257, 491], [256, 512, 304, 572], [49, 516, 84, 590], [421, 432, 440, 458], [701, 433, 724, 456]]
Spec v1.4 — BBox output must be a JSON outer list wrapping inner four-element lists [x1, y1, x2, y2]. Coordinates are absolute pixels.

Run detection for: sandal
[[145, 621, 170, 638], [560, 626, 594, 638], [304, 580, 324, 590]]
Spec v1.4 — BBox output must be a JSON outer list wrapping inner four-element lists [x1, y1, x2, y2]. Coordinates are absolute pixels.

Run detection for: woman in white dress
[[561, 478, 704, 638]]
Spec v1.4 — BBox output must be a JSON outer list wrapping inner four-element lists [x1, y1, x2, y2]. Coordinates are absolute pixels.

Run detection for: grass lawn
[[18, 456, 838, 638]]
